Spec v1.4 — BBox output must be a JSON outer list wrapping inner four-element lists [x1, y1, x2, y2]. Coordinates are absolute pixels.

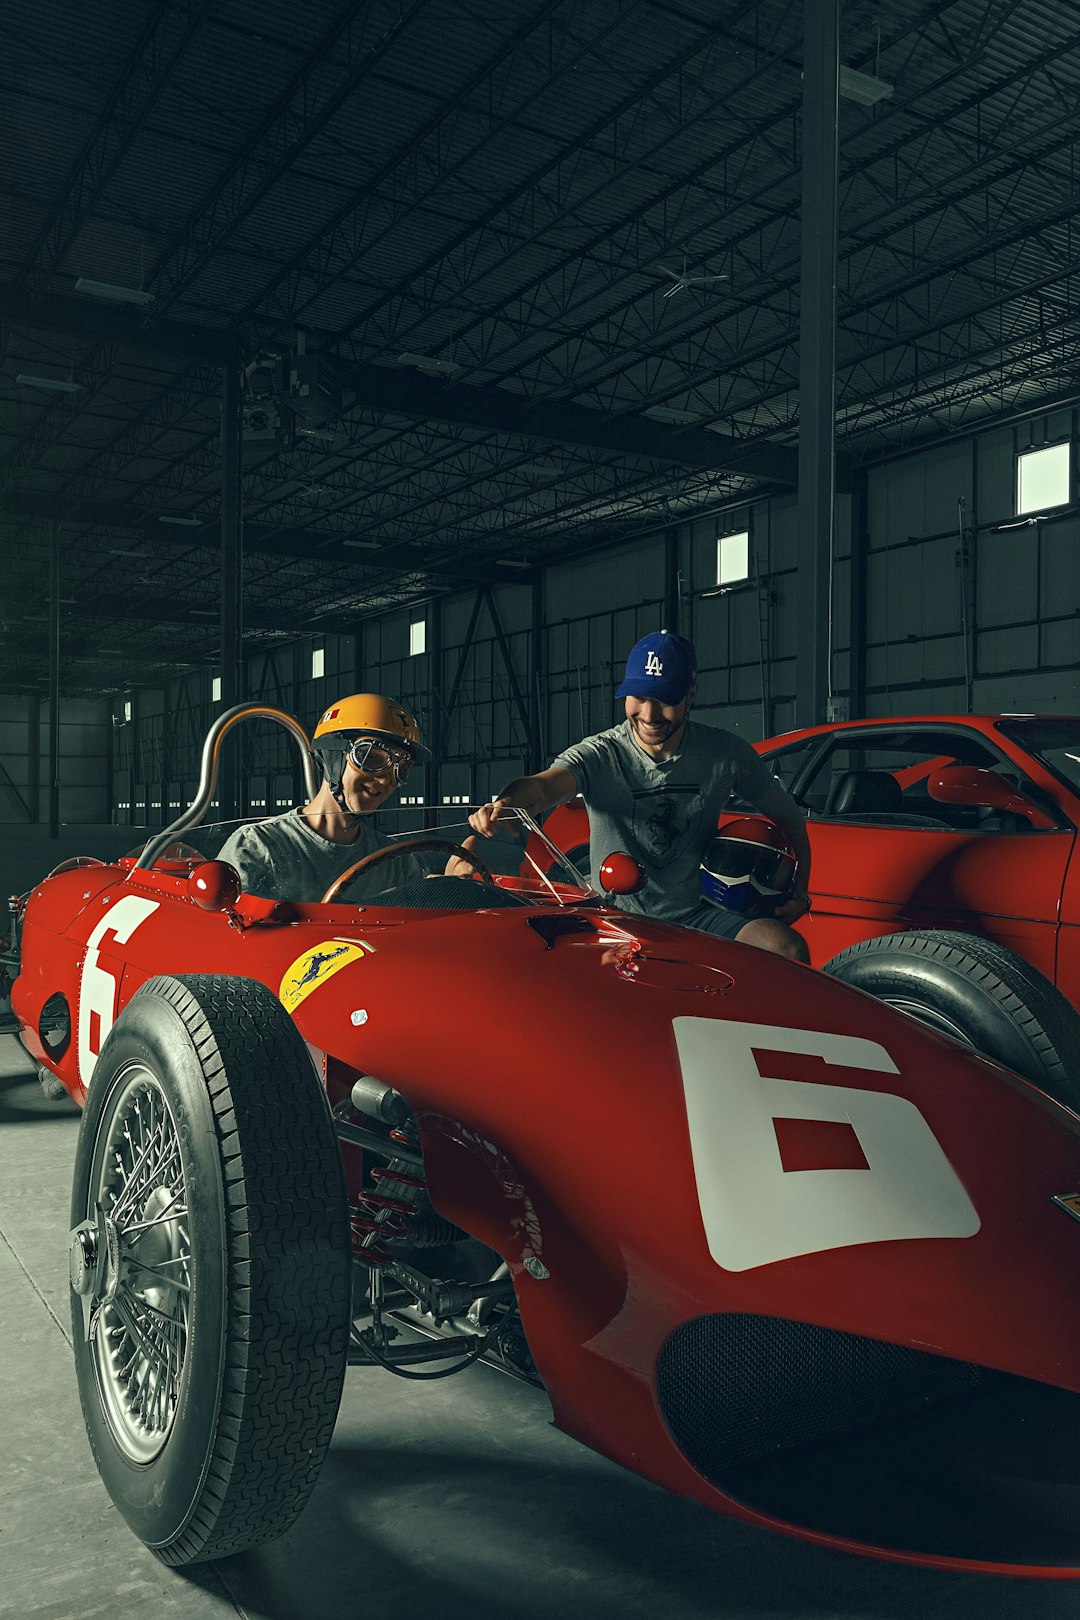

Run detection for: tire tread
[[127, 973, 350, 1566], [824, 929, 1080, 1106]]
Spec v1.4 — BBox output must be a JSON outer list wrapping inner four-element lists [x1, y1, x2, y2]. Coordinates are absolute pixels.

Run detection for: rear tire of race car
[[823, 930, 1080, 1108], [69, 973, 352, 1566]]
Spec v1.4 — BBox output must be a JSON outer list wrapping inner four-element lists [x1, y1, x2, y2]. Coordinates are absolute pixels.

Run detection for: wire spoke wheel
[[89, 1068, 190, 1462], [70, 974, 352, 1565]]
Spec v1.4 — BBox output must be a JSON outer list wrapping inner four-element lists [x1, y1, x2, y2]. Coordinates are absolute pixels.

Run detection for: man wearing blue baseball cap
[[469, 630, 811, 959]]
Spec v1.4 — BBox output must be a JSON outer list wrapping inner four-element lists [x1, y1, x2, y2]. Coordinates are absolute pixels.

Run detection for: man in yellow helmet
[[218, 693, 430, 902]]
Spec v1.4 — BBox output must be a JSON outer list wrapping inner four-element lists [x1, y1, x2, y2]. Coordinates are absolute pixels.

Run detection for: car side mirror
[[927, 765, 1057, 829], [189, 859, 243, 911], [598, 852, 648, 894]]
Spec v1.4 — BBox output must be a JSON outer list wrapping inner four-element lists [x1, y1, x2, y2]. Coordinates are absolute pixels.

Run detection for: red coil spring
[[351, 1163, 426, 1265]]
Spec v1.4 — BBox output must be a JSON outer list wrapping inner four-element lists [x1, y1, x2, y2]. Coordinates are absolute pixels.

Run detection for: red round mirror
[[189, 859, 242, 911], [598, 851, 648, 895]]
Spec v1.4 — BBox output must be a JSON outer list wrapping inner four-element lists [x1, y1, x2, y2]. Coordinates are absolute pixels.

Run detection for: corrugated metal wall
[[12, 408, 1077, 831]]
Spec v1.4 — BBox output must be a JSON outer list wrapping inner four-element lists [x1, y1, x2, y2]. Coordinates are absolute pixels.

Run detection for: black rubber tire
[[823, 930, 1080, 1108], [70, 974, 352, 1566]]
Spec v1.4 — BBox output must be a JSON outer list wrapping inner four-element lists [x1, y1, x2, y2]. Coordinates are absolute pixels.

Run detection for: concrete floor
[[1, 1032, 1077, 1620]]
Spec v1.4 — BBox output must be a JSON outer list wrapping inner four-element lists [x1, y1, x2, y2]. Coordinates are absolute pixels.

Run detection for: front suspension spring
[[351, 1159, 426, 1266]]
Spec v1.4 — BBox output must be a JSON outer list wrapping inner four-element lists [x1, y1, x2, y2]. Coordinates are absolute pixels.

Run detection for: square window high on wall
[[1016, 441, 1070, 514], [716, 527, 750, 587], [410, 615, 426, 656]]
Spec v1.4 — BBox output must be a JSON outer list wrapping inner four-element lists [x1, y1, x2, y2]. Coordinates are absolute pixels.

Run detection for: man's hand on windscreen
[[468, 797, 509, 838]]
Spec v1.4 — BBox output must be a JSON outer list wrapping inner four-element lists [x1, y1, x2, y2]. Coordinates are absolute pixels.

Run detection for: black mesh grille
[[657, 1314, 993, 1477]]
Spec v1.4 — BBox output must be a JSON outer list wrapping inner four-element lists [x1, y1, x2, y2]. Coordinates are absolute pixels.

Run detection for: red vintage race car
[[543, 713, 1080, 1095], [10, 704, 1080, 1579]]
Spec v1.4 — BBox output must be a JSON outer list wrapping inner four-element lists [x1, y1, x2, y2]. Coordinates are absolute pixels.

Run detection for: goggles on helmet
[[345, 735, 414, 783]]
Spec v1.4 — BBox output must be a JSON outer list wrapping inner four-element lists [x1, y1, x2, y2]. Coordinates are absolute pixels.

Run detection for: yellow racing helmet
[[313, 693, 431, 762]]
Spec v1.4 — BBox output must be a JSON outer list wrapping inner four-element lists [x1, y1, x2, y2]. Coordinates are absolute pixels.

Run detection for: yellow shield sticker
[[278, 939, 374, 1013]]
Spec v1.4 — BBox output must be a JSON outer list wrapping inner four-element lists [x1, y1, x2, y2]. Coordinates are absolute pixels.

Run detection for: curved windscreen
[[997, 716, 1080, 796]]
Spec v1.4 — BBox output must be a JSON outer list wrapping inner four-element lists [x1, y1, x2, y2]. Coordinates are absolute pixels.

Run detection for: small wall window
[[312, 646, 325, 679], [1017, 442, 1070, 514], [123, 698, 132, 723], [409, 616, 426, 656], [716, 529, 750, 587], [211, 676, 221, 702]]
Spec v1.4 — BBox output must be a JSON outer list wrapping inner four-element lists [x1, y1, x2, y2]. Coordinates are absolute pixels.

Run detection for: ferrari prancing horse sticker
[[278, 940, 374, 1013]]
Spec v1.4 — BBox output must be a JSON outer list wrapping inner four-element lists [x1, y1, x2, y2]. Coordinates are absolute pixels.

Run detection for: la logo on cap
[[645, 651, 664, 676]]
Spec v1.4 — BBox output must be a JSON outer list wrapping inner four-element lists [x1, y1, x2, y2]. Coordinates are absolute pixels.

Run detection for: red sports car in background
[[542, 714, 1080, 1092]]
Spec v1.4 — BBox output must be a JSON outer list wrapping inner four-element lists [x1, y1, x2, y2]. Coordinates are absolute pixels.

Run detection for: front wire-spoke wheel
[[70, 974, 352, 1566], [87, 1068, 190, 1462]]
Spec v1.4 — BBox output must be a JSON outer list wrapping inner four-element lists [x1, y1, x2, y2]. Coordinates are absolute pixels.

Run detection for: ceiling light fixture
[[75, 277, 155, 306], [16, 373, 81, 393], [396, 352, 461, 376], [189, 608, 218, 617], [838, 64, 894, 105], [342, 539, 380, 549], [158, 513, 203, 526], [497, 558, 532, 569]]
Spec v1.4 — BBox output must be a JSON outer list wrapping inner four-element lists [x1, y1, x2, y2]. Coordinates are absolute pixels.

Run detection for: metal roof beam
[[0, 490, 531, 585], [2, 284, 233, 363], [338, 360, 799, 483]]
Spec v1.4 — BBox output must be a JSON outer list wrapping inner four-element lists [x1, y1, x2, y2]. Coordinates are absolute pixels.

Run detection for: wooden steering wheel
[[320, 837, 495, 904]]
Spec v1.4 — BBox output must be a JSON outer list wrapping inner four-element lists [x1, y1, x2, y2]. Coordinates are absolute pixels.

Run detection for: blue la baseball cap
[[615, 631, 698, 704]]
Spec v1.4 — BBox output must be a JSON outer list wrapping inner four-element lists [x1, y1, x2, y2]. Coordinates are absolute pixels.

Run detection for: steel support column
[[796, 0, 839, 728], [48, 523, 61, 838], [427, 597, 443, 820], [664, 525, 680, 634], [848, 471, 868, 720], [530, 574, 545, 772], [219, 352, 244, 822], [485, 590, 532, 760], [28, 696, 40, 825]]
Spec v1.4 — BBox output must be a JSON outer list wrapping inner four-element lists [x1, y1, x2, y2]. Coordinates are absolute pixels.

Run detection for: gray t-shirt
[[552, 720, 774, 935], [218, 808, 421, 903]]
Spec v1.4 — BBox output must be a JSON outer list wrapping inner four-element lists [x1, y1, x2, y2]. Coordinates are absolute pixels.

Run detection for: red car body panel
[[15, 848, 1080, 1576], [752, 715, 1080, 982]]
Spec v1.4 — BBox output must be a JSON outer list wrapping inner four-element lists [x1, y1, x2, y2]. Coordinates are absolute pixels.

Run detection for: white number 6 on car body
[[78, 896, 160, 1086], [673, 1016, 980, 1272]]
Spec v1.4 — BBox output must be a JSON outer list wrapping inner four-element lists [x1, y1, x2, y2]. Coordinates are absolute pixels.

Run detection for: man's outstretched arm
[[468, 765, 579, 837]]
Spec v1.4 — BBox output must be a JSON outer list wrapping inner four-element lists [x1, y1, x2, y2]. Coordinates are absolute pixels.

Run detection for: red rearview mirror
[[598, 852, 648, 895], [927, 766, 1056, 829]]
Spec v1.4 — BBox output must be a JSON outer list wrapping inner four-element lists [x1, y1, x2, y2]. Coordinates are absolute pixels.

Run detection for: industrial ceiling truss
[[3, 0, 1080, 691]]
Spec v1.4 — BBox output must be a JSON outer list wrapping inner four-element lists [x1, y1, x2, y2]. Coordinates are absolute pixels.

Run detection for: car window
[[802, 729, 1030, 831], [998, 717, 1080, 797], [737, 738, 822, 812]]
